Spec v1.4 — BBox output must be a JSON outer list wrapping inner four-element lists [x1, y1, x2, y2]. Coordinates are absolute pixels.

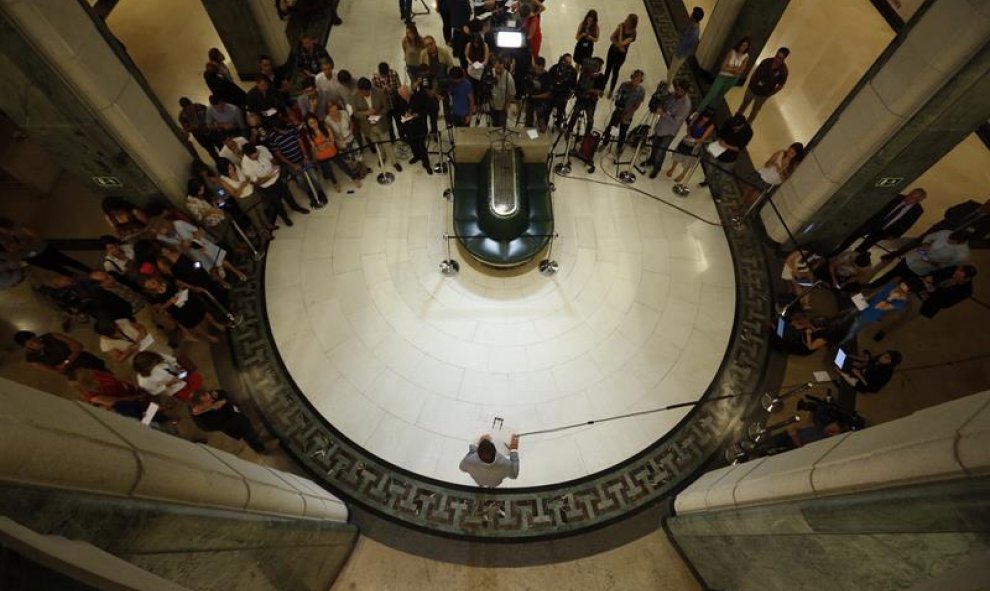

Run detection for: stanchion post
[[374, 140, 395, 185], [229, 218, 264, 262]]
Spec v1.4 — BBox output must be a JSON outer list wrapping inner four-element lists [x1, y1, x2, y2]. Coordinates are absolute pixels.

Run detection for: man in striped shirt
[[269, 118, 327, 209]]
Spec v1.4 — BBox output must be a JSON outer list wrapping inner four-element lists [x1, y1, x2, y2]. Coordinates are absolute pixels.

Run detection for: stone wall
[[0, 377, 357, 591], [667, 390, 990, 591]]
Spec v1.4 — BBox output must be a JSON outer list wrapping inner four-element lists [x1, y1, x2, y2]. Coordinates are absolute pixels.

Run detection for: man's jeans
[[647, 134, 676, 173], [289, 164, 327, 206]]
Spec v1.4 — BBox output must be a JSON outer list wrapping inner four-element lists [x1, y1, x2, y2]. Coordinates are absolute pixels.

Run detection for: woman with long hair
[[604, 14, 638, 98], [695, 37, 751, 115], [302, 113, 362, 193], [402, 23, 426, 81], [666, 110, 716, 183], [573, 10, 600, 69], [742, 142, 805, 206]]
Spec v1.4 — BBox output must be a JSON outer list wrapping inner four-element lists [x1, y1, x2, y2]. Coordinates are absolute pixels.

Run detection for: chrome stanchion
[[731, 183, 774, 226], [539, 232, 560, 275], [672, 149, 704, 197], [617, 112, 657, 184], [301, 164, 326, 209], [374, 141, 395, 185], [200, 288, 242, 328], [760, 382, 814, 413], [439, 234, 459, 276], [228, 218, 264, 262]]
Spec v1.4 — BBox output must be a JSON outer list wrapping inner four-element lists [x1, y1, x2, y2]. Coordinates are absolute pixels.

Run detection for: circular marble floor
[[264, 163, 736, 487]]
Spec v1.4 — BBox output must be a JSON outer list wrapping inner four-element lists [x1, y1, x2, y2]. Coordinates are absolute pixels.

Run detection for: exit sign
[[92, 176, 123, 187], [875, 177, 903, 188]]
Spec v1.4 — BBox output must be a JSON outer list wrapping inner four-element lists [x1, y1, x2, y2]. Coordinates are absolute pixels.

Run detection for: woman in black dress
[[140, 276, 226, 343]]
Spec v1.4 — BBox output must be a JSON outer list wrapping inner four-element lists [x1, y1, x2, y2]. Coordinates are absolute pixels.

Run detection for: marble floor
[[258, 0, 736, 487]]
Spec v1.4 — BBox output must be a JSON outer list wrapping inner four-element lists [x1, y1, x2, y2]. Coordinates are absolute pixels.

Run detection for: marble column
[[201, 0, 282, 80], [248, 0, 291, 65], [0, 0, 191, 204], [761, 0, 990, 248], [694, 0, 745, 73]]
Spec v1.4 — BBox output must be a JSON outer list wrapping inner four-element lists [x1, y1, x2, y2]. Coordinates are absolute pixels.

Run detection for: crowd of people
[[774, 191, 987, 401], [2, 1, 985, 475]]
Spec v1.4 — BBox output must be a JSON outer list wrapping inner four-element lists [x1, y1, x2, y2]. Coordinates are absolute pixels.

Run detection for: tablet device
[[834, 348, 848, 370]]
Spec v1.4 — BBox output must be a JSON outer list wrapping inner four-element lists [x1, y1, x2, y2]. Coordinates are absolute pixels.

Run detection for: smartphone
[[833, 348, 848, 370], [775, 317, 787, 338], [178, 369, 189, 379]]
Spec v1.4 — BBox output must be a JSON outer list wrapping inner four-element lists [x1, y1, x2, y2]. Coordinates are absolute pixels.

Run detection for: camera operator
[[566, 56, 605, 138], [600, 69, 645, 155], [547, 54, 577, 130], [447, 66, 475, 127], [489, 57, 517, 127], [523, 56, 553, 131]]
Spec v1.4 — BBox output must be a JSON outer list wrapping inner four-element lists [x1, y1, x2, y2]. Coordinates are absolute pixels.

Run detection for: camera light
[[495, 30, 525, 49]]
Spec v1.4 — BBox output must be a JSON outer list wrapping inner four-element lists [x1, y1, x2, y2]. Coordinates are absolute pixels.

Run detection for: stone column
[[201, 0, 284, 80], [761, 0, 990, 249], [694, 0, 745, 72], [248, 0, 291, 65], [699, 0, 790, 77], [0, 0, 192, 204]]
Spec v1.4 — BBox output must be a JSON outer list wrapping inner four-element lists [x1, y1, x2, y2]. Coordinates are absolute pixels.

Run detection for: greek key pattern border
[[225, 0, 773, 540]]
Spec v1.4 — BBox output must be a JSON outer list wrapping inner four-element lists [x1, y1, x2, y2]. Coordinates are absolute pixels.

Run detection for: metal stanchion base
[[617, 170, 636, 184], [553, 163, 572, 176], [730, 215, 745, 226], [760, 392, 781, 413], [252, 251, 265, 262], [439, 259, 459, 276], [377, 172, 395, 185], [539, 259, 559, 275], [443, 188, 453, 201], [433, 161, 449, 174], [672, 183, 691, 196]]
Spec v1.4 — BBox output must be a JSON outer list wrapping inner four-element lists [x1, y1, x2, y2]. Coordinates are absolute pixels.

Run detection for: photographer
[[600, 69, 645, 155], [413, 66, 443, 135], [566, 56, 605, 138], [524, 56, 553, 131], [547, 54, 577, 130], [399, 85, 436, 175]]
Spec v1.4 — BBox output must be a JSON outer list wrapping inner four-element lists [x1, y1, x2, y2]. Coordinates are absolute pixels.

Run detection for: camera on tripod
[[648, 83, 669, 112], [796, 394, 866, 431]]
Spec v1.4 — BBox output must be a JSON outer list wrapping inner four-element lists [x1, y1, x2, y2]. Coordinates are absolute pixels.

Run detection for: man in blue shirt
[[447, 67, 474, 126], [666, 6, 704, 86], [841, 281, 912, 345]]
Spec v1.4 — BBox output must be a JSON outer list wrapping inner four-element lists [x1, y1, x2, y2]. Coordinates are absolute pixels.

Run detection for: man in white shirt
[[870, 229, 971, 287], [459, 433, 520, 487], [314, 59, 344, 105], [240, 143, 308, 227], [218, 135, 249, 166]]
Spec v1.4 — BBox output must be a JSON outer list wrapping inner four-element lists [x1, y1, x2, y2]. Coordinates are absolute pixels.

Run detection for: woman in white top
[[132, 350, 203, 402], [218, 157, 273, 241], [743, 142, 805, 205], [695, 37, 750, 115], [324, 102, 367, 177], [95, 318, 169, 363]]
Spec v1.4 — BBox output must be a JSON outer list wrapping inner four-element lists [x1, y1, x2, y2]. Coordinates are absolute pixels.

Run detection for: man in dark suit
[[923, 198, 990, 238], [849, 188, 926, 254]]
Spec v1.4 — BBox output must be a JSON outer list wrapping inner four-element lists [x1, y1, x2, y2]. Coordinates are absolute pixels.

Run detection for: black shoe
[[649, 170, 659, 179], [872, 330, 886, 342], [699, 180, 709, 187], [293, 206, 310, 214], [331, 16, 343, 25], [425, 166, 434, 175], [285, 219, 294, 227], [394, 163, 403, 172], [409, 157, 421, 165]]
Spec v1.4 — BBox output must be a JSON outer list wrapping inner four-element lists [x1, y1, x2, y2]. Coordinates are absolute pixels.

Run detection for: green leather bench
[[453, 148, 553, 267]]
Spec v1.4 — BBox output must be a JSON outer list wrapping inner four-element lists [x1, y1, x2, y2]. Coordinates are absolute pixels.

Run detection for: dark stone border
[[223, 0, 775, 540]]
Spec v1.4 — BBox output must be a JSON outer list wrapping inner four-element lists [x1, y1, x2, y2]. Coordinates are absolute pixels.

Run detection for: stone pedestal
[[201, 0, 281, 80]]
